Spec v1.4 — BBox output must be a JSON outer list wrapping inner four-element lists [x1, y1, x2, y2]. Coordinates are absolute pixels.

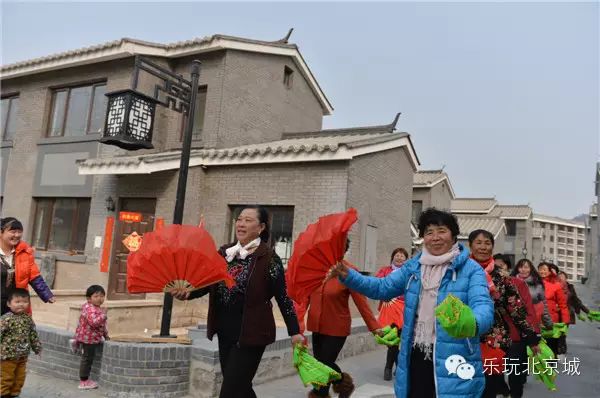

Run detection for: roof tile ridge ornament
[[272, 28, 294, 44], [389, 112, 401, 132]]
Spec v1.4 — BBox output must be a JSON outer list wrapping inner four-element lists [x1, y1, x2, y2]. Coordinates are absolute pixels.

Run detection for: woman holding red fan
[[375, 247, 408, 381], [295, 240, 382, 398], [173, 206, 303, 398]]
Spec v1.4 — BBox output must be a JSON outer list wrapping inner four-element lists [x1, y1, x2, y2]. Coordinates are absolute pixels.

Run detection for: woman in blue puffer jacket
[[328, 209, 494, 398]]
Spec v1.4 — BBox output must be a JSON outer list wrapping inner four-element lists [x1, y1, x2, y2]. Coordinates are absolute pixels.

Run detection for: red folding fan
[[286, 208, 358, 302], [127, 224, 235, 294], [378, 298, 405, 329]]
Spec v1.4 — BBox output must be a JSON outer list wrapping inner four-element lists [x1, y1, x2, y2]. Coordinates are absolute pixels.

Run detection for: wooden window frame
[[1, 94, 19, 141], [32, 198, 90, 254], [46, 81, 107, 137]]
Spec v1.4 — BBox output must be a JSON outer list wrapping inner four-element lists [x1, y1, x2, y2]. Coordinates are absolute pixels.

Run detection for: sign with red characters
[[119, 211, 142, 223]]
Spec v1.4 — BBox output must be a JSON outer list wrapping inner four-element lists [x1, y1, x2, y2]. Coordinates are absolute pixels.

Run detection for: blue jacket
[[341, 244, 494, 398]]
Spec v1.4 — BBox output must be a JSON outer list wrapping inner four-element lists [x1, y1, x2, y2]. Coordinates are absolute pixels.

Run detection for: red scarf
[[471, 255, 498, 299]]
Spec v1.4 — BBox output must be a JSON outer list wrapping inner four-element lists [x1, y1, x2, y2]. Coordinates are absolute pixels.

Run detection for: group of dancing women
[[172, 205, 585, 398]]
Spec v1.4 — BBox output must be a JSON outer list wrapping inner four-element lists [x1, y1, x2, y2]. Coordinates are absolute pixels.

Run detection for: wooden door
[[108, 198, 156, 300]]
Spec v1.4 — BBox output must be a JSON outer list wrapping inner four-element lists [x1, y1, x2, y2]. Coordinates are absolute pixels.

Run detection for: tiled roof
[[533, 214, 585, 228], [1, 33, 333, 115], [451, 198, 497, 214], [456, 216, 506, 239], [1, 35, 295, 72], [413, 170, 445, 186], [78, 127, 419, 175], [488, 205, 532, 219]]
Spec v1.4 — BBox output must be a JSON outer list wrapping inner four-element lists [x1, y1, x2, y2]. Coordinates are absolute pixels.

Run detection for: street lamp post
[[100, 56, 201, 337]]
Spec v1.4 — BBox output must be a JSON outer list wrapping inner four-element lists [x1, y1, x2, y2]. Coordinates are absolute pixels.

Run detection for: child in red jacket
[[73, 285, 109, 390]]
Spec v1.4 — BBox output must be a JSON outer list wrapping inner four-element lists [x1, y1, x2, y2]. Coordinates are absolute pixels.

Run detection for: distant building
[[532, 214, 586, 282]]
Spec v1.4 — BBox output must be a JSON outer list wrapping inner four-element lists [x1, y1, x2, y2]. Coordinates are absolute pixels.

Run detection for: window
[[550, 235, 554, 242], [180, 86, 207, 142], [567, 238, 574, 244], [48, 83, 107, 137], [577, 251, 584, 258], [505, 220, 517, 236], [567, 250, 574, 256], [32, 198, 90, 253], [558, 237, 565, 243], [1, 95, 19, 141], [283, 66, 294, 89], [558, 225, 565, 231], [539, 222, 546, 228], [229, 205, 294, 266], [549, 247, 554, 254], [558, 261, 565, 266], [411, 201, 423, 225], [577, 239, 584, 246], [577, 263, 584, 269], [567, 227, 573, 233], [558, 249, 565, 255]]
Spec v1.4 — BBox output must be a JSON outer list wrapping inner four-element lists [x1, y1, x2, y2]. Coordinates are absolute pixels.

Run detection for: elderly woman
[[0, 217, 55, 315], [173, 206, 303, 398], [468, 231, 539, 398], [328, 208, 494, 398], [537, 262, 569, 358], [375, 247, 409, 381]]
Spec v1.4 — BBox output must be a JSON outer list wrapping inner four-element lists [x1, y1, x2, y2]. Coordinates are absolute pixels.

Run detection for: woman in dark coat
[[173, 206, 303, 398]]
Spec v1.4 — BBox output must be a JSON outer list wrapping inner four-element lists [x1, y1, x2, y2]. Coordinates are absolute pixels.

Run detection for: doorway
[[107, 198, 156, 300]]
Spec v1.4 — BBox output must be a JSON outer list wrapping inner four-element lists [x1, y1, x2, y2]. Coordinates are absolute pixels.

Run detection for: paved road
[[20, 284, 600, 397]]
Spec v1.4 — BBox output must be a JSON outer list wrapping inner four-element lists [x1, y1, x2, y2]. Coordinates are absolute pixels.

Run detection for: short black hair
[[417, 208, 460, 241], [7, 288, 30, 302], [468, 229, 495, 246], [86, 285, 106, 297], [493, 253, 512, 269], [1, 217, 23, 232]]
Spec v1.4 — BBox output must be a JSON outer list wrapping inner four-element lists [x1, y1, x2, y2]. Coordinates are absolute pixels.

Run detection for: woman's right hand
[[171, 289, 191, 300], [326, 261, 350, 281]]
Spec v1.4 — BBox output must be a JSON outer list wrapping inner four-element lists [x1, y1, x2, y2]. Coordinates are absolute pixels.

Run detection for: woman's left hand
[[373, 328, 385, 337], [291, 334, 305, 346], [48, 297, 56, 304]]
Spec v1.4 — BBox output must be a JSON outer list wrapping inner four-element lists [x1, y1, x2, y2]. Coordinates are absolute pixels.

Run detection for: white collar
[[225, 238, 262, 262]]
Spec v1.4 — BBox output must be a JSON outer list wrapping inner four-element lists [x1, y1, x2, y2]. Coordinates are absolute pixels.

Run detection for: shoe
[[332, 372, 355, 398], [78, 380, 98, 390], [383, 367, 392, 381]]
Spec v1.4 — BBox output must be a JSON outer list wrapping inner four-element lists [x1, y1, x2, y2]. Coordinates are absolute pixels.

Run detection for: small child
[[74, 285, 109, 390], [0, 288, 42, 398]]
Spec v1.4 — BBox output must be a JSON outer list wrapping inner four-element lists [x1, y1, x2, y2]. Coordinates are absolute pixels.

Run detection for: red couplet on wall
[[100, 216, 114, 273]]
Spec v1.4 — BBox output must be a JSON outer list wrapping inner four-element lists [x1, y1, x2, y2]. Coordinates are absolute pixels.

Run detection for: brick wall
[[197, 161, 349, 246], [346, 148, 415, 271]]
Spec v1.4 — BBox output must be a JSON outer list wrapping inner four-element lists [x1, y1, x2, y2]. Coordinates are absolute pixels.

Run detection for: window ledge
[[34, 251, 87, 264], [37, 134, 101, 146], [1, 140, 14, 149]]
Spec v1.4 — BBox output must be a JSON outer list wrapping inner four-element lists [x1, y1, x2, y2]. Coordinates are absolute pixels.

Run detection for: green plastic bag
[[541, 322, 569, 339], [577, 313, 587, 322], [374, 325, 401, 346], [435, 294, 476, 338], [588, 310, 600, 322], [527, 339, 557, 391], [293, 344, 341, 388]]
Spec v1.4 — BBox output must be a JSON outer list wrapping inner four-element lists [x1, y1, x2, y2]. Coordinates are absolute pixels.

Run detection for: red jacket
[[296, 261, 380, 337], [543, 277, 570, 323], [504, 277, 540, 341], [13, 241, 54, 314]]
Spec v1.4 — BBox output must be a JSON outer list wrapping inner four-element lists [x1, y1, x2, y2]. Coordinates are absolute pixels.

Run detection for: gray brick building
[[1, 34, 419, 301]]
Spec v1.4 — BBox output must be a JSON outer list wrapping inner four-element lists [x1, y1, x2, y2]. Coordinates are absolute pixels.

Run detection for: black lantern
[[100, 89, 157, 150]]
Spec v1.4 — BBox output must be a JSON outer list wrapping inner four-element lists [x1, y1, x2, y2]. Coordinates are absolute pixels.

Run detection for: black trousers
[[385, 345, 399, 369], [79, 343, 100, 381], [408, 346, 435, 398], [505, 341, 528, 398], [546, 336, 567, 356], [482, 373, 511, 398], [311, 333, 347, 397], [218, 337, 266, 398]]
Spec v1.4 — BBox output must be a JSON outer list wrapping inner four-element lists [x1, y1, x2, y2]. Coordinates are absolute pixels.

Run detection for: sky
[[1, 1, 598, 219]]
